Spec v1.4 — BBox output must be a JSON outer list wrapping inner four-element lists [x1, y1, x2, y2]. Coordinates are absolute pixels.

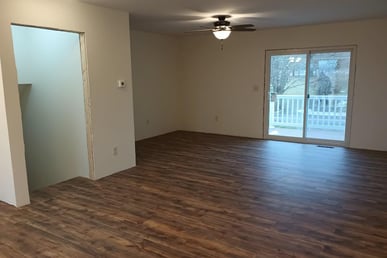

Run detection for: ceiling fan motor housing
[[214, 20, 230, 27], [213, 15, 231, 28]]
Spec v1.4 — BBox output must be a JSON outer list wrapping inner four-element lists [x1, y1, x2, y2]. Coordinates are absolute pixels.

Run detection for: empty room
[[1, 0, 387, 257]]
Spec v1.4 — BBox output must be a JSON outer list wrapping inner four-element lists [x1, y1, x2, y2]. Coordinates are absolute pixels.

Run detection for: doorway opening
[[264, 47, 356, 146], [11, 25, 93, 191]]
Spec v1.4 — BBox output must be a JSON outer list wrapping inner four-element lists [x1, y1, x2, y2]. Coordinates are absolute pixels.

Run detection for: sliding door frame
[[263, 45, 357, 147]]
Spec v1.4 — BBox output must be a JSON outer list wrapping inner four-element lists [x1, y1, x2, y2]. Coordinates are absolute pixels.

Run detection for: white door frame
[[79, 33, 95, 179]]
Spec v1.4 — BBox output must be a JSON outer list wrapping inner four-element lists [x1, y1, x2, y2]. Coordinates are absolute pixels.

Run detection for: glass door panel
[[268, 54, 307, 138], [306, 51, 352, 141]]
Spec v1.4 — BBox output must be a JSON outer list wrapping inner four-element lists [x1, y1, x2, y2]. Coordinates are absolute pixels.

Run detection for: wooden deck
[[1, 131, 387, 257]]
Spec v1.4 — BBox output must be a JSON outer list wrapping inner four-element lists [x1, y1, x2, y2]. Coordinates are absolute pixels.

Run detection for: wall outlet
[[117, 80, 126, 88], [113, 146, 118, 156]]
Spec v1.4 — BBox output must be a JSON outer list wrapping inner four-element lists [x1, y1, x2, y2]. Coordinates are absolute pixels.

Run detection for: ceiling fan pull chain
[[220, 40, 224, 51]]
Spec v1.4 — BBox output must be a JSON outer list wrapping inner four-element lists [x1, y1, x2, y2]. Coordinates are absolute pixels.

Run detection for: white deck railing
[[272, 95, 347, 130]]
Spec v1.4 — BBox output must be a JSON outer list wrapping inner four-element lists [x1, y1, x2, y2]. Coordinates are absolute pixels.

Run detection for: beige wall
[[0, 0, 136, 206], [0, 60, 19, 205], [179, 18, 387, 151], [131, 18, 387, 151], [131, 31, 180, 140]]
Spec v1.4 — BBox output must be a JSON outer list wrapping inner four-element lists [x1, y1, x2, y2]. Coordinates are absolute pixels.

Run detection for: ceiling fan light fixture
[[212, 27, 231, 40]]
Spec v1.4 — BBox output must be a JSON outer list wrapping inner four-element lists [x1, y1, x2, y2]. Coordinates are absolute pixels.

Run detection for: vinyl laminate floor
[[1, 131, 387, 257]]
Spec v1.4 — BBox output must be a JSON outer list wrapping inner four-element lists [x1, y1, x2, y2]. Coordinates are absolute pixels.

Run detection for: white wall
[[131, 31, 180, 140], [12, 26, 90, 190], [0, 60, 19, 205], [0, 0, 136, 207], [179, 18, 387, 151]]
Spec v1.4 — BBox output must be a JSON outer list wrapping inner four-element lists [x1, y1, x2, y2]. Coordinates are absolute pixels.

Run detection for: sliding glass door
[[265, 47, 355, 145]]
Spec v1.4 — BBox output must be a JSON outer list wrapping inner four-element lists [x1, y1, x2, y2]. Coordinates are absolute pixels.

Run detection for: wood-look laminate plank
[[1, 131, 387, 257]]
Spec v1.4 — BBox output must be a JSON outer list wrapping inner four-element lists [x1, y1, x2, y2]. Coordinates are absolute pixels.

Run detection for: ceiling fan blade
[[231, 27, 256, 32], [231, 24, 255, 28], [185, 29, 213, 33]]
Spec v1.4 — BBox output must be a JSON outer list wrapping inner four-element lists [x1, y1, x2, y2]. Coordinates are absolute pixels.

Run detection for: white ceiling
[[80, 0, 387, 34]]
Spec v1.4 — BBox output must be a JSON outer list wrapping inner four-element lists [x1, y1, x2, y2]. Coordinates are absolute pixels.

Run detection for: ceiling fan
[[190, 15, 256, 41]]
